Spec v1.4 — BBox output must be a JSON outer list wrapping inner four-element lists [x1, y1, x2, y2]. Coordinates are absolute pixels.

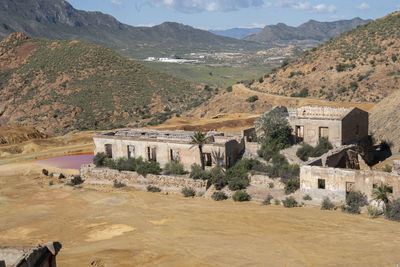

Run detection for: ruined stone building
[[93, 129, 245, 170], [287, 106, 368, 147]]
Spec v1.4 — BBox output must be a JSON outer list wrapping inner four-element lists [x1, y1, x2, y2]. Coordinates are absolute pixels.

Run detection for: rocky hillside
[[370, 89, 400, 152], [0, 33, 216, 135], [244, 18, 370, 47], [251, 12, 400, 103], [0, 0, 264, 58], [0, 126, 47, 145]]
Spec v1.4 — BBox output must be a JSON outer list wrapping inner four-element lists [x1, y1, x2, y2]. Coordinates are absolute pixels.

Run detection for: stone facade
[[0, 242, 61, 267], [80, 164, 208, 194], [300, 164, 400, 202], [287, 106, 368, 147], [93, 129, 245, 171]]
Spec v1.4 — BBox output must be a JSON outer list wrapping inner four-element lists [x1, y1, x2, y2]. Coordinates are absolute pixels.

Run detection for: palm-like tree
[[190, 131, 209, 170], [372, 183, 392, 213]]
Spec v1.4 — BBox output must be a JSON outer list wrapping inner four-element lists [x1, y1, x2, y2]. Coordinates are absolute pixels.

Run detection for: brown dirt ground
[[1, 164, 400, 266]]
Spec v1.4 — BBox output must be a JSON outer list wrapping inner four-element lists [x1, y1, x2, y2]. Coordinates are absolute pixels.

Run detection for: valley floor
[[1, 164, 400, 266]]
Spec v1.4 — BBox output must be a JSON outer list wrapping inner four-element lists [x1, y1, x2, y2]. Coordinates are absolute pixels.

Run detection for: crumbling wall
[[80, 165, 207, 194], [300, 165, 400, 202]]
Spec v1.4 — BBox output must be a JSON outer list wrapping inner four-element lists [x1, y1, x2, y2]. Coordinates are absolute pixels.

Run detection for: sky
[[67, 0, 400, 30]]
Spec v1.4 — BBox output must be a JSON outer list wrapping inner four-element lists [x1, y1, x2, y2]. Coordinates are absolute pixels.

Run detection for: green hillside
[[0, 33, 215, 135]]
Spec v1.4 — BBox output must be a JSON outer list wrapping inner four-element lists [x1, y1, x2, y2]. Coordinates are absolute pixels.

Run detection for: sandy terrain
[[1, 164, 400, 266]]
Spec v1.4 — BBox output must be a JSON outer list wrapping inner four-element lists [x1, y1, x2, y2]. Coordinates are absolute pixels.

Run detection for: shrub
[[262, 194, 273, 205], [181, 187, 196, 197], [209, 167, 228, 190], [68, 175, 84, 186], [296, 143, 313, 161], [164, 161, 186, 175], [113, 180, 126, 188], [226, 164, 249, 191], [382, 164, 392, 173], [303, 194, 312, 201], [234, 159, 268, 173], [136, 160, 161, 177], [147, 185, 161, 192], [386, 199, 400, 221], [311, 138, 333, 157], [246, 95, 259, 103], [367, 205, 382, 218], [190, 164, 211, 180], [232, 190, 251, 202], [291, 88, 309, 98], [274, 199, 281, 205], [211, 191, 228, 201], [269, 182, 274, 189], [115, 158, 138, 172], [321, 197, 335, 210], [94, 152, 108, 167], [341, 191, 368, 214], [49, 180, 54, 186], [42, 169, 49, 176], [282, 196, 298, 208], [226, 86, 233, 92], [284, 178, 300, 195]]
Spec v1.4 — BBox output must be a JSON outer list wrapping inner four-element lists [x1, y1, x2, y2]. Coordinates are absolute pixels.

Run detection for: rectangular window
[[147, 147, 157, 161], [127, 145, 135, 159], [170, 149, 180, 162], [318, 179, 326, 189], [295, 125, 304, 142], [105, 144, 113, 158], [319, 127, 329, 139], [203, 153, 212, 167]]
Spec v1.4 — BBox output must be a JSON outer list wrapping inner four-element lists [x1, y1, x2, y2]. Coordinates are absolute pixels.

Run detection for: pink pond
[[33, 154, 94, 170]]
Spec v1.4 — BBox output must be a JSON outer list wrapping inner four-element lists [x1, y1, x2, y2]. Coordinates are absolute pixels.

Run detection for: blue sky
[[67, 0, 400, 29]]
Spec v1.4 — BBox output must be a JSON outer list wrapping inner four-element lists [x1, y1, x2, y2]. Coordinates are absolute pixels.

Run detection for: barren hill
[[370, 89, 400, 151], [251, 12, 400, 103], [0, 33, 215, 135]]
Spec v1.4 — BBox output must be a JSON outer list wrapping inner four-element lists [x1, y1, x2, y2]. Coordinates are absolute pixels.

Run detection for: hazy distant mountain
[[210, 28, 263, 39], [244, 18, 371, 47], [0, 0, 264, 58]]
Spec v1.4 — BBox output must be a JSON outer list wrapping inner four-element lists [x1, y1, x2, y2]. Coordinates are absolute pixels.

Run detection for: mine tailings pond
[[32, 154, 94, 170]]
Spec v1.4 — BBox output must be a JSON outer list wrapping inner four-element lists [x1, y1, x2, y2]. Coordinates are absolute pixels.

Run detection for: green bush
[[262, 194, 274, 205], [209, 167, 228, 190], [190, 164, 211, 180], [246, 95, 259, 103], [136, 160, 161, 177], [113, 180, 126, 188], [211, 191, 228, 201], [226, 86, 233, 92], [234, 158, 268, 173], [296, 143, 313, 161], [303, 194, 312, 201], [282, 196, 298, 208], [383, 164, 392, 173], [147, 185, 161, 192], [284, 178, 300, 195], [164, 161, 186, 175], [386, 199, 400, 221], [311, 138, 333, 157], [226, 164, 249, 191], [367, 205, 382, 218], [181, 187, 196, 197], [321, 197, 335, 210], [68, 175, 84, 186], [93, 152, 108, 167], [232, 190, 251, 202], [341, 191, 368, 214], [274, 199, 281, 205], [291, 88, 309, 98]]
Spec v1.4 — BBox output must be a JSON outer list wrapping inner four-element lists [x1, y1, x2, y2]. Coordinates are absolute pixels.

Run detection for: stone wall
[[80, 165, 208, 194], [300, 165, 400, 202]]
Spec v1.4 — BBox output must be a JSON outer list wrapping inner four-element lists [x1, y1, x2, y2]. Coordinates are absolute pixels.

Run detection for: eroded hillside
[[251, 12, 400, 103], [0, 33, 216, 135]]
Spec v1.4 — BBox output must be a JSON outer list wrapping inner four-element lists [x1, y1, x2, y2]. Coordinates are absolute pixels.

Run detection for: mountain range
[[244, 18, 371, 47], [210, 28, 263, 39], [0, 0, 264, 58]]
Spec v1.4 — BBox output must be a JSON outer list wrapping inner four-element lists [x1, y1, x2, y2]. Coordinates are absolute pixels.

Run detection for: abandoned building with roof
[[287, 106, 369, 147], [93, 129, 245, 170]]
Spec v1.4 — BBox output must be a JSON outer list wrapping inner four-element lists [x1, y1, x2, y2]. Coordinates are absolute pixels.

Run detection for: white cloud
[[293, 2, 310, 10], [110, 0, 123, 6], [144, 0, 264, 13], [357, 2, 370, 10], [312, 4, 336, 13]]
